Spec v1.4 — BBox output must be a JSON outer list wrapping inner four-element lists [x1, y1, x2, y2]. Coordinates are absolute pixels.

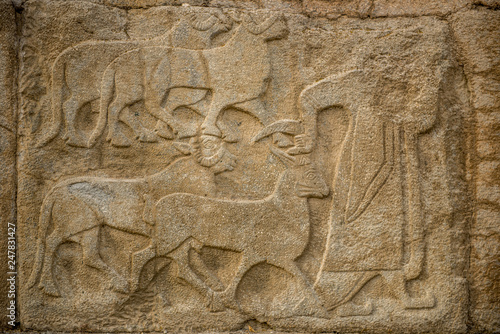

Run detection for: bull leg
[[130, 244, 156, 292], [215, 253, 262, 311], [38, 232, 64, 297], [201, 99, 228, 138], [190, 247, 225, 291], [80, 228, 129, 294], [280, 261, 328, 318], [63, 96, 88, 147], [106, 97, 134, 147], [169, 241, 224, 312]]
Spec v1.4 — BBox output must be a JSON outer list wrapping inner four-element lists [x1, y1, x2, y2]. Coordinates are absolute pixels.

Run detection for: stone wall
[[0, 0, 498, 332]]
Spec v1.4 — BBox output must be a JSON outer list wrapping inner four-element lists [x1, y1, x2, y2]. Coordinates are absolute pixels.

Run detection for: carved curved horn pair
[[242, 12, 283, 35], [190, 136, 227, 168], [186, 12, 219, 31]]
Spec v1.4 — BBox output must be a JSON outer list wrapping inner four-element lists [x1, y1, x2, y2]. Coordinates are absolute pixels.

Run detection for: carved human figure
[[38, 10, 231, 148], [132, 141, 329, 315], [27, 138, 236, 297], [88, 12, 289, 148], [276, 68, 441, 315]]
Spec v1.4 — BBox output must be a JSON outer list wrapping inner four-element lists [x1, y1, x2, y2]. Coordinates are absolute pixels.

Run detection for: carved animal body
[[88, 13, 288, 148], [292, 69, 438, 315], [142, 147, 329, 313], [39, 11, 231, 148], [27, 151, 219, 297]]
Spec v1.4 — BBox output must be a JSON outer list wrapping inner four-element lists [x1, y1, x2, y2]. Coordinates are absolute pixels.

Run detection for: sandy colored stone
[[451, 8, 500, 333], [0, 0, 18, 330], [0, 0, 494, 333], [11, 1, 473, 332]]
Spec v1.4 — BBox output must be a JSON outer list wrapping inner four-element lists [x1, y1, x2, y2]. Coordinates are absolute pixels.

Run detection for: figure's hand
[[287, 134, 313, 155]]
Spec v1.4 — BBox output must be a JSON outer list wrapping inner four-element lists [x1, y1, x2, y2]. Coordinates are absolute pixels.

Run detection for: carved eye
[[201, 136, 219, 150], [304, 169, 319, 181]]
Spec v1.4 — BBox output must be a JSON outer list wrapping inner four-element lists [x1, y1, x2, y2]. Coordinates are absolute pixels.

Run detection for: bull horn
[[186, 13, 219, 31], [242, 12, 282, 35], [214, 9, 233, 27], [252, 119, 304, 143]]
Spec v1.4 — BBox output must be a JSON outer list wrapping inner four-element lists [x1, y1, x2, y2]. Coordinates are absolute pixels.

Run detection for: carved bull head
[[270, 146, 329, 198], [172, 134, 237, 175]]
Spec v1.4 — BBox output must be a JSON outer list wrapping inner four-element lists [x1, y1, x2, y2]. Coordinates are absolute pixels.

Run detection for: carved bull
[[88, 12, 289, 148], [27, 138, 236, 297], [38, 10, 231, 148], [139, 144, 329, 314]]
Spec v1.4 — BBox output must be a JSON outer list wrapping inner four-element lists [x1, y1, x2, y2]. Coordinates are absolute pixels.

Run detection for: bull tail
[[36, 57, 66, 148], [87, 65, 115, 147], [27, 190, 57, 288]]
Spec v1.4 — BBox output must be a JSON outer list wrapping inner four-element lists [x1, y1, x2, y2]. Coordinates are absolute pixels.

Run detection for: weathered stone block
[[451, 8, 500, 333], [13, 1, 471, 332], [0, 0, 497, 333]]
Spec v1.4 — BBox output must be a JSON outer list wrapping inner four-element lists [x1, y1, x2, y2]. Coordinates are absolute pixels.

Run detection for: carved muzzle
[[295, 159, 329, 198]]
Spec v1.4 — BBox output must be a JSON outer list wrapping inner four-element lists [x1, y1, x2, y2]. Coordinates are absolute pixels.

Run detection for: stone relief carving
[[38, 9, 232, 148], [298, 68, 438, 316], [19, 4, 461, 332]]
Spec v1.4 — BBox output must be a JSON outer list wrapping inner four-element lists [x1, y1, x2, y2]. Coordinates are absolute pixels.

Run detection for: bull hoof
[[138, 131, 159, 143], [155, 123, 175, 139], [111, 276, 130, 294], [207, 291, 226, 313], [65, 133, 88, 148], [107, 132, 132, 147]]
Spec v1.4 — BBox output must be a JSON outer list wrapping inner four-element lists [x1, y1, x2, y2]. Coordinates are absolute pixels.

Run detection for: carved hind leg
[[80, 228, 129, 294], [63, 96, 88, 147], [106, 98, 134, 147], [169, 240, 224, 312], [107, 80, 143, 147], [38, 232, 64, 297], [130, 244, 156, 292], [190, 248, 225, 292], [215, 253, 262, 312], [278, 261, 328, 318], [382, 271, 435, 309]]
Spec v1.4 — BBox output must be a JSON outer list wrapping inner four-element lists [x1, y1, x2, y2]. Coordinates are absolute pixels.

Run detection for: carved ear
[[270, 145, 296, 167], [172, 142, 192, 155], [252, 120, 303, 143]]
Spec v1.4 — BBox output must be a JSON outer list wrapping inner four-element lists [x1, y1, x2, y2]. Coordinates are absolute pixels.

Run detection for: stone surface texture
[[1, 0, 17, 330], [0, 0, 498, 333], [451, 8, 500, 333]]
